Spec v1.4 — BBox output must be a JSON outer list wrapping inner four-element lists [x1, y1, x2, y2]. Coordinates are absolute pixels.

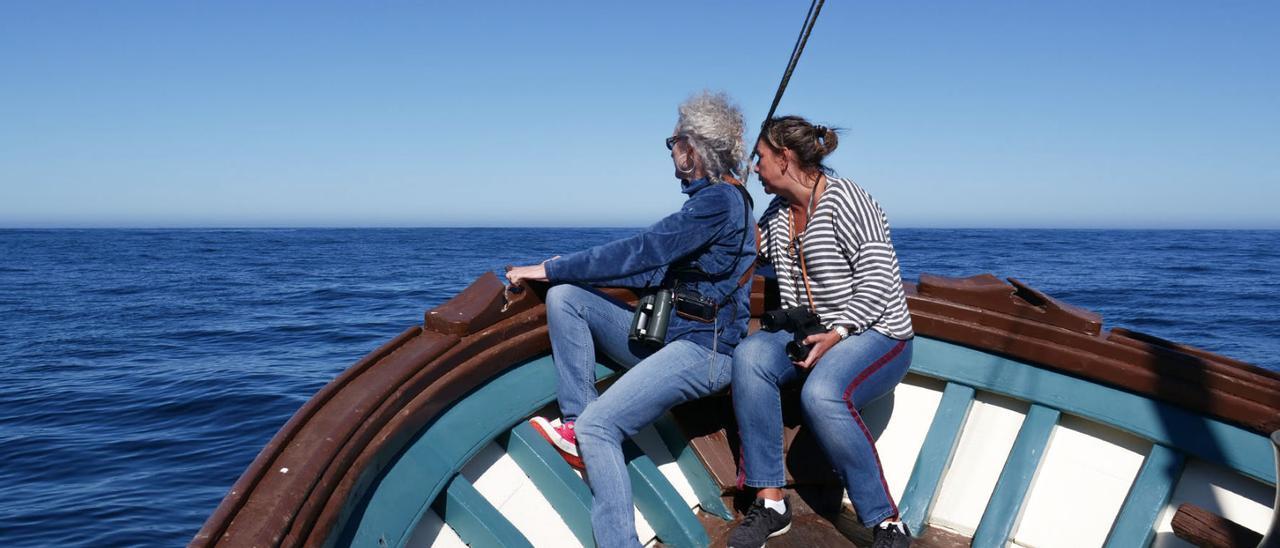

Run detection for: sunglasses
[[665, 135, 688, 150]]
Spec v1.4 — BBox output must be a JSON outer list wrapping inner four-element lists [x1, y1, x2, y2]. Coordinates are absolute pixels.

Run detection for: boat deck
[[693, 490, 973, 547]]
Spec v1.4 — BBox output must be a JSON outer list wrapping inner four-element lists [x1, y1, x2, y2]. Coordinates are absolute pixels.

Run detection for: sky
[[1, 1, 1277, 229]]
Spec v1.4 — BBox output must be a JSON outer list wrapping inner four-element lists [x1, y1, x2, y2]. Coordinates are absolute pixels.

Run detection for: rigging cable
[[744, 0, 825, 183]]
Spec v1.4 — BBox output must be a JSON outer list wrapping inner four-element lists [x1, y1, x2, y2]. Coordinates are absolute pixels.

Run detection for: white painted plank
[[460, 441, 523, 507], [497, 476, 584, 547], [634, 507, 657, 546], [631, 424, 700, 510], [403, 510, 468, 548], [463, 441, 581, 547], [1013, 414, 1148, 548], [570, 457, 658, 544], [869, 374, 947, 502], [929, 391, 1029, 536]]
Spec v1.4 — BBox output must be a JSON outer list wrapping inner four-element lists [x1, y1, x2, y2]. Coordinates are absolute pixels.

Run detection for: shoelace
[[870, 523, 906, 548], [556, 424, 576, 444]]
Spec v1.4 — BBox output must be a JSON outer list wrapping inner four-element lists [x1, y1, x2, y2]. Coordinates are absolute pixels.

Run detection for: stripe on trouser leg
[[736, 442, 746, 489], [841, 339, 907, 519]]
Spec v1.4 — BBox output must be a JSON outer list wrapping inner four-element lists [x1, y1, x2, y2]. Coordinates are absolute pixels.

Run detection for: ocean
[[1, 228, 1277, 546]]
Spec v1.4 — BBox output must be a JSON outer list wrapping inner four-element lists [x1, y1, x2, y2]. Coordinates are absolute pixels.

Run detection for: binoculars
[[629, 289, 674, 347]]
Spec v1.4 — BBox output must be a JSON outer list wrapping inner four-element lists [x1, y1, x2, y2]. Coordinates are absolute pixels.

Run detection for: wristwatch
[[833, 325, 850, 340]]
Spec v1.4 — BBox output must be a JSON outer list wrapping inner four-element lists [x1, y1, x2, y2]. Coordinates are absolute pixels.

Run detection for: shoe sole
[[729, 521, 791, 548], [768, 523, 791, 538], [758, 523, 792, 547]]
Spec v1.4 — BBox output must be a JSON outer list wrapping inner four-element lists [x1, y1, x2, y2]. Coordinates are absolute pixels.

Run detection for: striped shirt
[[758, 176, 914, 340]]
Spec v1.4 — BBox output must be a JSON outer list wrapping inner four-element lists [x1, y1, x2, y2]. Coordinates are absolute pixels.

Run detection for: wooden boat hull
[[193, 273, 1280, 547]]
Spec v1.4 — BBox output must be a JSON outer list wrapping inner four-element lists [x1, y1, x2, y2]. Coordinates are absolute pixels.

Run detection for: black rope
[[691, 1, 825, 302], [744, 0, 825, 180], [767, 0, 824, 125]]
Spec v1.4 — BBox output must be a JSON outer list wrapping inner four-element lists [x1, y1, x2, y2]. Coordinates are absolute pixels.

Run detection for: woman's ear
[[673, 141, 699, 178], [676, 145, 693, 171]]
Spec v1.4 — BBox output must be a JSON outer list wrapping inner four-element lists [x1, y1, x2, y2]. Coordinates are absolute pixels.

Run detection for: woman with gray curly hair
[[506, 91, 756, 547]]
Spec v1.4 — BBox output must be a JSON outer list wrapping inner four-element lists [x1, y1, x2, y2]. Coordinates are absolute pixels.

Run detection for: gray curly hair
[[676, 91, 745, 180]]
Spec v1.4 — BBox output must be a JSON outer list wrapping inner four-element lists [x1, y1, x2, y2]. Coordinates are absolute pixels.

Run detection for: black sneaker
[[871, 521, 912, 548], [727, 496, 792, 548]]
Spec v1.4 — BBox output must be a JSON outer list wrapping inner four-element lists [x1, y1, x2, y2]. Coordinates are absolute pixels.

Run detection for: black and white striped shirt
[[759, 176, 914, 340]]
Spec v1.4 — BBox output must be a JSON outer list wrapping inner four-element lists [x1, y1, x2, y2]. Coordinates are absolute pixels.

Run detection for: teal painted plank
[[652, 415, 734, 521], [972, 404, 1060, 548], [624, 440, 710, 548], [350, 444, 453, 548], [433, 477, 533, 548], [500, 422, 596, 547], [898, 382, 976, 534], [347, 357, 618, 547], [1104, 444, 1186, 548], [910, 337, 1274, 485]]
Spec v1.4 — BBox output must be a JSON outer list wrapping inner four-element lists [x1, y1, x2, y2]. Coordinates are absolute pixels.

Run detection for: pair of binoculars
[[629, 289, 673, 347]]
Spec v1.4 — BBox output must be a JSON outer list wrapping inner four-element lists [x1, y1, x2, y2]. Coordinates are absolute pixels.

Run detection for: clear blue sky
[[2, 1, 1276, 229]]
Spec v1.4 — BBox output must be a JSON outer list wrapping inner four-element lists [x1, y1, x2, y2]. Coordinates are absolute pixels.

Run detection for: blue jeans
[[732, 328, 913, 527], [546, 284, 733, 548]]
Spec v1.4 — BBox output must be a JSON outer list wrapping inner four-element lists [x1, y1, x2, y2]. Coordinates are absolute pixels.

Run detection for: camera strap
[[787, 176, 822, 312]]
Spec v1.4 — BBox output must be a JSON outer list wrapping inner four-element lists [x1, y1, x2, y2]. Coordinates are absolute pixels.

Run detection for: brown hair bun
[[762, 116, 840, 173]]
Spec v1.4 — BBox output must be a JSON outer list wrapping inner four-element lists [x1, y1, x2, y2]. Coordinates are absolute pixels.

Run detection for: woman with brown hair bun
[[728, 116, 915, 548]]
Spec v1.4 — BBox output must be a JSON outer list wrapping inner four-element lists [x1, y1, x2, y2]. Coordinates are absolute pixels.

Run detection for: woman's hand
[[505, 256, 559, 287], [794, 329, 842, 370]]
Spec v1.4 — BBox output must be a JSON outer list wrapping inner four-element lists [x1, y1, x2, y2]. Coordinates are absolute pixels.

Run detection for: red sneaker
[[529, 416, 584, 470]]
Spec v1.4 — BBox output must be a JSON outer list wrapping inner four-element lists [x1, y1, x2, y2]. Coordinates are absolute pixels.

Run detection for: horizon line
[[2, 225, 1277, 232]]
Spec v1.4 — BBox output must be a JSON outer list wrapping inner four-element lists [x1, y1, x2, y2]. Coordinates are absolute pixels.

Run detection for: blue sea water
[[0, 228, 1277, 546]]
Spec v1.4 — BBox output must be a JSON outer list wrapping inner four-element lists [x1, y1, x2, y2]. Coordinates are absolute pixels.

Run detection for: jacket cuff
[[543, 257, 563, 282]]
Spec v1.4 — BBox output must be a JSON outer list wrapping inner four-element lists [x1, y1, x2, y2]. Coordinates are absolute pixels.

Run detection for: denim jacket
[[544, 177, 757, 351]]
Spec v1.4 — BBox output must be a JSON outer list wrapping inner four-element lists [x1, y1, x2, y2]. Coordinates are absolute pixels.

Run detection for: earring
[[676, 152, 696, 175]]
